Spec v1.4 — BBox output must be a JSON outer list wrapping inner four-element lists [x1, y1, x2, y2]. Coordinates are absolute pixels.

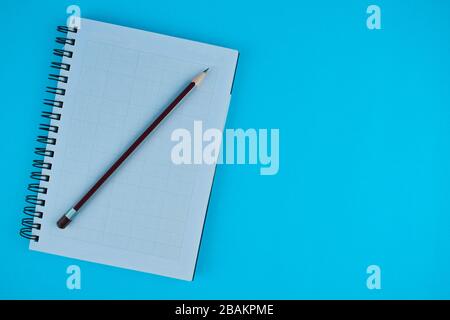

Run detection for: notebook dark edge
[[230, 52, 240, 95], [192, 52, 240, 280]]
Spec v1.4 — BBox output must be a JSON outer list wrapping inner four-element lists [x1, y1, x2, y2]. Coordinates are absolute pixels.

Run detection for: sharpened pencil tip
[[193, 69, 209, 85]]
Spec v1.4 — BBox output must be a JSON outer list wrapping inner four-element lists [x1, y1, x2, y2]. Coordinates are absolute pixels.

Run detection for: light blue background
[[2, 0, 450, 299]]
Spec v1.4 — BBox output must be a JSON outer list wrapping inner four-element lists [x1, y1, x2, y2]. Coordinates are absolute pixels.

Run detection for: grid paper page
[[30, 18, 238, 281]]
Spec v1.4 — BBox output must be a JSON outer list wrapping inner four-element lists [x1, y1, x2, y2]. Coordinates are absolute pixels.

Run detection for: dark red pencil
[[57, 68, 209, 229]]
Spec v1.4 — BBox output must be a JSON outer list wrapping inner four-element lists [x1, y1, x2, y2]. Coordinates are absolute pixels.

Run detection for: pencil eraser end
[[57, 216, 71, 229]]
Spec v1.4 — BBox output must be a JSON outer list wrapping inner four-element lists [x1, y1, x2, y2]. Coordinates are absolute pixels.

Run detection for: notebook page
[[31, 18, 238, 281]]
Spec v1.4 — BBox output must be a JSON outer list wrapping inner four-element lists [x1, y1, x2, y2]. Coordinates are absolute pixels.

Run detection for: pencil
[[57, 68, 209, 229]]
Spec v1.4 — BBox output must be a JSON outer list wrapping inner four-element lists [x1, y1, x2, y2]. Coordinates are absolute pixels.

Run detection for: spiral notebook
[[20, 18, 239, 281]]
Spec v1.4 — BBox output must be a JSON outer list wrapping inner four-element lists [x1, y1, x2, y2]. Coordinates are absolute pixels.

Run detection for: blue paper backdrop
[[1, 0, 450, 299]]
